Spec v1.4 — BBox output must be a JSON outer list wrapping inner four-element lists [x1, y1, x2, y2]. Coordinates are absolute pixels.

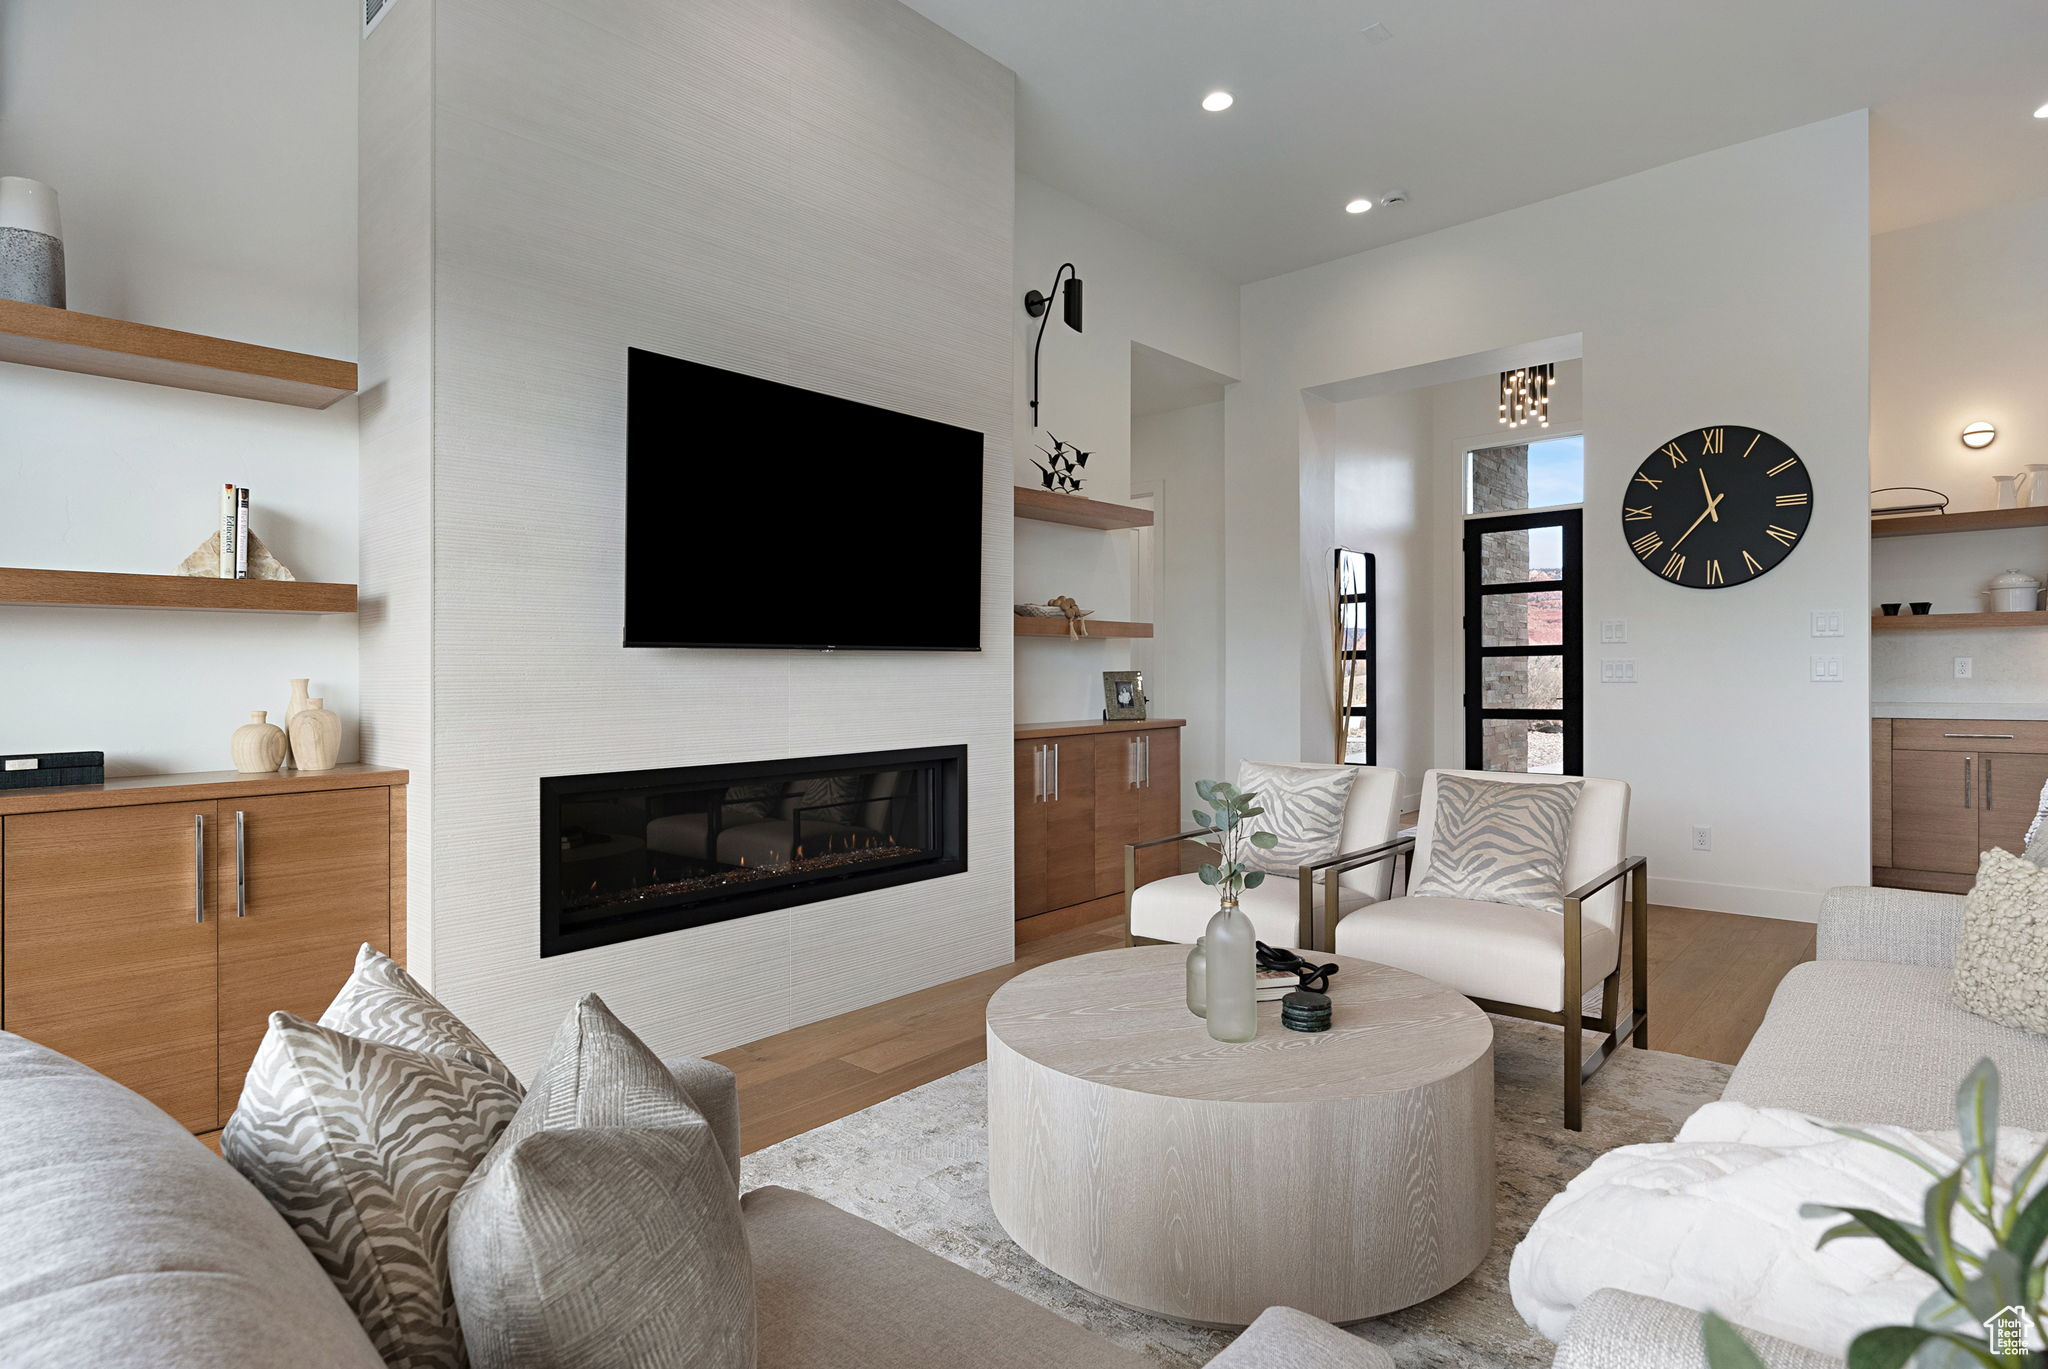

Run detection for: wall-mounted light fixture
[[1961, 421, 1998, 450], [1025, 263, 1083, 428]]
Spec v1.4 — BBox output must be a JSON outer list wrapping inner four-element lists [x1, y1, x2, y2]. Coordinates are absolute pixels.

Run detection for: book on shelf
[[218, 483, 237, 578], [234, 487, 250, 579]]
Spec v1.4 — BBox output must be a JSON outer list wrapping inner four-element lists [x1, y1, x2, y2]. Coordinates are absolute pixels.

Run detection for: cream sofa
[[1549, 885, 2048, 1368], [0, 1029, 1393, 1369]]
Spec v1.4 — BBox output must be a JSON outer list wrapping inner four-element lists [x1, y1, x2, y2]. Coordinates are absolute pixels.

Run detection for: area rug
[[740, 1017, 1731, 1368]]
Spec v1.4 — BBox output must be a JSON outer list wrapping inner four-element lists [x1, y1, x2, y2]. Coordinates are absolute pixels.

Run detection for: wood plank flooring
[[710, 899, 1814, 1155]]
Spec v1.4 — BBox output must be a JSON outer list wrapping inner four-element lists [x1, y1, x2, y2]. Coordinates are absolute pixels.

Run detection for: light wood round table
[[986, 946, 1494, 1327]]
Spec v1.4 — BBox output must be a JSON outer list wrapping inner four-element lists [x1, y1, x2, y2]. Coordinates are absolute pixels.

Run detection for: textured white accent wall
[[0, 0, 359, 776], [361, 0, 1017, 1070], [1230, 115, 1872, 922]]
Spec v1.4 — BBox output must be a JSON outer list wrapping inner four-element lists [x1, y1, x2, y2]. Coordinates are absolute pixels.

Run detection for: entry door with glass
[[1461, 436, 1583, 775]]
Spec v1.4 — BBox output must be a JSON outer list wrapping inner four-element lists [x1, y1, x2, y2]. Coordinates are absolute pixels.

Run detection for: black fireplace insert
[[540, 745, 967, 956]]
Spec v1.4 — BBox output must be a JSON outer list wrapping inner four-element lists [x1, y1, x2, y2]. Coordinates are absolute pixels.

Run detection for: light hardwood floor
[[710, 895, 1815, 1155]]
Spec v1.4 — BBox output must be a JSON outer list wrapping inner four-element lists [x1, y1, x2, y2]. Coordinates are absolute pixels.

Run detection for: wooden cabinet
[[1014, 721, 1184, 921], [0, 766, 406, 1133], [1875, 719, 2048, 893]]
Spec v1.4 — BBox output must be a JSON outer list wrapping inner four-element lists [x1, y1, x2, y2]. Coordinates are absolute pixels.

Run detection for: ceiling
[[900, 0, 2048, 282]]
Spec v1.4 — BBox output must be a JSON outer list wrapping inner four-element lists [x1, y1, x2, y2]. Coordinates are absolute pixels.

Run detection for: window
[[1465, 435, 1584, 515], [1335, 549, 1375, 765]]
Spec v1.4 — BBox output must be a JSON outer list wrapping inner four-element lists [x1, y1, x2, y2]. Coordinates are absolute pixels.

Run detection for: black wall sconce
[[1025, 262, 1083, 428]]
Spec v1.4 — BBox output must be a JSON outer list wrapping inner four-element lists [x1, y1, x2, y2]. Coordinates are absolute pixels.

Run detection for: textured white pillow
[[1950, 847, 2048, 1035], [1233, 761, 1358, 876], [223, 1015, 521, 1369], [1411, 773, 1582, 914]]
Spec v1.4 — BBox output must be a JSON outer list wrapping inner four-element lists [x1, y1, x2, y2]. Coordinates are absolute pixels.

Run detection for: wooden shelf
[[0, 568, 358, 614], [1872, 611, 2048, 631], [1013, 487, 1153, 530], [1871, 506, 2048, 539], [0, 298, 356, 409], [1014, 616, 1153, 639]]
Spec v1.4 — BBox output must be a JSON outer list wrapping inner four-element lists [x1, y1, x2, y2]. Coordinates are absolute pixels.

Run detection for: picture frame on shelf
[[1102, 669, 1146, 721]]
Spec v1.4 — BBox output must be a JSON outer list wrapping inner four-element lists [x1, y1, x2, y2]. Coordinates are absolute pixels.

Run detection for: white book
[[234, 488, 250, 579], [218, 484, 238, 578]]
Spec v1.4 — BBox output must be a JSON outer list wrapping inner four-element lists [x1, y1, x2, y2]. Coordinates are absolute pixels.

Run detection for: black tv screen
[[624, 348, 984, 650]]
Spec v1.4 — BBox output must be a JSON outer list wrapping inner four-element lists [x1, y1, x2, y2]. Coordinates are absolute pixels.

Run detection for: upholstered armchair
[[1123, 764, 1405, 951], [1326, 768, 1648, 1131]]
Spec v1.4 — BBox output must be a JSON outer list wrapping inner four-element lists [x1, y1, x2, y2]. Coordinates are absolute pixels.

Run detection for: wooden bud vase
[[287, 698, 342, 772], [230, 710, 287, 774]]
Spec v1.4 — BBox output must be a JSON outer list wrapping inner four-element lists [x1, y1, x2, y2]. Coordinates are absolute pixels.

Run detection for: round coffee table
[[986, 945, 1493, 1327]]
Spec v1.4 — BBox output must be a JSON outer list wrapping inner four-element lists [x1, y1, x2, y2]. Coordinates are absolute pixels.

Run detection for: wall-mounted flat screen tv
[[624, 347, 984, 651]]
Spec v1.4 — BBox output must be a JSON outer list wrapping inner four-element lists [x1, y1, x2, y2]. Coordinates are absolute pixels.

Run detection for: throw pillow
[[1409, 773, 1582, 914], [448, 995, 755, 1369], [1950, 847, 2048, 1035], [1233, 761, 1359, 876], [321, 943, 522, 1095], [222, 1014, 522, 1369]]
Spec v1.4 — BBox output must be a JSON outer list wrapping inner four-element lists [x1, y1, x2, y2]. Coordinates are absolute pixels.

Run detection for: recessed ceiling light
[[2035, 101, 2048, 119], [1201, 90, 1234, 113], [1345, 198, 1373, 214]]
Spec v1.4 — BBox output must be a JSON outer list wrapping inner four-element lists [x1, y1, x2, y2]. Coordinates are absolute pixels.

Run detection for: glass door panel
[[1465, 509, 1581, 775]]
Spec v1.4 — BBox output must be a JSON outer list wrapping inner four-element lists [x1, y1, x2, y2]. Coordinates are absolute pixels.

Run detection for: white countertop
[[1872, 702, 2048, 721]]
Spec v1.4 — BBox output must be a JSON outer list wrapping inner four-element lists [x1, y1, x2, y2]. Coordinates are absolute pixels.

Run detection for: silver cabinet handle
[[1032, 745, 1045, 803], [235, 810, 248, 917], [1125, 737, 1137, 788], [193, 813, 206, 923], [1140, 734, 1151, 788], [1984, 755, 1994, 810], [1944, 733, 2014, 739], [1964, 756, 1974, 809], [1051, 743, 1061, 802]]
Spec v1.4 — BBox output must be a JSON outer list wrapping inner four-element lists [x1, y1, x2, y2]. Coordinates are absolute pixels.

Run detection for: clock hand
[[1700, 467, 1720, 521], [1668, 486, 1727, 552]]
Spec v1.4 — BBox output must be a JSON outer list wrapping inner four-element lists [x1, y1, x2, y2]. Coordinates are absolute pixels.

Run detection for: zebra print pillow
[[1234, 762, 1359, 876], [1410, 773, 1583, 913], [223, 1015, 521, 1369], [321, 944, 522, 1095]]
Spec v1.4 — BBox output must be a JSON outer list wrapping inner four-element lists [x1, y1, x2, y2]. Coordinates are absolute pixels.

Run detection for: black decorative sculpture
[[1031, 433, 1090, 494], [1254, 942, 1341, 994]]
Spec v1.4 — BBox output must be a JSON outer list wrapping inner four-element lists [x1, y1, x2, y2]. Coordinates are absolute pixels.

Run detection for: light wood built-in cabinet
[[1873, 719, 2048, 893], [1015, 720, 1183, 920], [0, 766, 407, 1133]]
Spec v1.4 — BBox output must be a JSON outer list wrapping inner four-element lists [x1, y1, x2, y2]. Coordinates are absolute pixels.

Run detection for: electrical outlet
[[1810, 655, 1844, 683], [1600, 659, 1636, 684], [1691, 825, 1712, 852], [1600, 619, 1628, 644], [1810, 610, 1844, 638], [1954, 656, 1974, 679]]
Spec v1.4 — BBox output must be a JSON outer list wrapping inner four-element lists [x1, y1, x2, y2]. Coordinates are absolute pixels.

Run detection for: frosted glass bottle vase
[[1203, 899, 1257, 1043], [1185, 936, 1208, 1018]]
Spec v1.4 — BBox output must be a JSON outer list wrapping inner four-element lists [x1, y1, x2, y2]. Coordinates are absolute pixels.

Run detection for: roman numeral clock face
[[1622, 426, 1811, 588]]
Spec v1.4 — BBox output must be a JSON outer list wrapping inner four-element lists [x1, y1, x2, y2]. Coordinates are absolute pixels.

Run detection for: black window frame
[[1462, 508, 1583, 776], [1336, 548, 1377, 766]]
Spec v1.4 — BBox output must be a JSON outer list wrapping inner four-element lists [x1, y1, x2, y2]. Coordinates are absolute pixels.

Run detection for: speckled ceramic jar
[[0, 178, 64, 308]]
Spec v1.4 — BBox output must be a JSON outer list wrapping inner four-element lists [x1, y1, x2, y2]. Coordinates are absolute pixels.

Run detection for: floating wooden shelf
[[1872, 611, 2048, 631], [0, 568, 358, 614], [1871, 507, 2048, 539], [0, 298, 357, 409], [1014, 616, 1153, 639], [1013, 487, 1154, 530]]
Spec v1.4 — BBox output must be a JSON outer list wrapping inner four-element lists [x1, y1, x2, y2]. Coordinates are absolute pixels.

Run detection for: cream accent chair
[[1327, 768, 1648, 1131], [1124, 764, 1405, 952]]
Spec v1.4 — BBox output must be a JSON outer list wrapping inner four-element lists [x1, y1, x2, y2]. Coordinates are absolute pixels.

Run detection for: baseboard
[[1648, 875, 1821, 924]]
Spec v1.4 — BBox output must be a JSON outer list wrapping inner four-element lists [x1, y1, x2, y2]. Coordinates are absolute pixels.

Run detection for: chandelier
[[1498, 363, 1555, 428]]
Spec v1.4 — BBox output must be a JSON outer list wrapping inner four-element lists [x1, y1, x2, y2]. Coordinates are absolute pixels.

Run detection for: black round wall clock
[[1620, 426, 1812, 589]]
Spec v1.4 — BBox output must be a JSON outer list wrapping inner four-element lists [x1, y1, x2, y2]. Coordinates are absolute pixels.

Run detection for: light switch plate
[[1810, 610, 1844, 638], [1811, 654, 1844, 682], [1600, 619, 1628, 644], [1600, 659, 1637, 684]]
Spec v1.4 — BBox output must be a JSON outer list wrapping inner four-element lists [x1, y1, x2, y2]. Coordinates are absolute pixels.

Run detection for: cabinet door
[[1978, 751, 2048, 860], [1137, 729, 1182, 888], [1014, 740, 1049, 919], [1890, 750, 1981, 875], [1041, 737, 1097, 911], [3, 802, 220, 1131], [216, 787, 393, 1117], [1092, 733, 1150, 898]]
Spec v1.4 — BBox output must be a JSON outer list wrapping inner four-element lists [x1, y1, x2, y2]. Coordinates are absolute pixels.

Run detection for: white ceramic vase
[[0, 178, 64, 308], [2028, 465, 2048, 509]]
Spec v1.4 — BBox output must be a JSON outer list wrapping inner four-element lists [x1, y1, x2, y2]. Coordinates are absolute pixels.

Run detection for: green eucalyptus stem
[[1186, 779, 1278, 905]]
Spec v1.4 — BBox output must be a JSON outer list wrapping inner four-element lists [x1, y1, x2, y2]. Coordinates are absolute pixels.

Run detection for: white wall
[[1131, 400, 1225, 796], [1869, 196, 2048, 709], [0, 0, 360, 776], [1230, 115, 1872, 921], [1013, 176, 1238, 727], [362, 0, 1018, 1071]]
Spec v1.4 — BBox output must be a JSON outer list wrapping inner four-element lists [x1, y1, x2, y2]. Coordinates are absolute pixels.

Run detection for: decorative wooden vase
[[287, 698, 341, 772], [283, 678, 312, 767], [230, 710, 287, 774]]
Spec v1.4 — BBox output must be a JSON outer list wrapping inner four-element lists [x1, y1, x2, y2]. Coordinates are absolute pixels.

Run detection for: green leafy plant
[[1187, 779, 1278, 904], [1702, 1059, 2048, 1369]]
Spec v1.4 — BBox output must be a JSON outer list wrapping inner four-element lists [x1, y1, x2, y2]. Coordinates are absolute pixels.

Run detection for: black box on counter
[[0, 752, 106, 790]]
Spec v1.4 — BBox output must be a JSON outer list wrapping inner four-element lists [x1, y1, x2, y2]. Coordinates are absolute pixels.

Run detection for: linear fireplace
[[540, 745, 967, 956]]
